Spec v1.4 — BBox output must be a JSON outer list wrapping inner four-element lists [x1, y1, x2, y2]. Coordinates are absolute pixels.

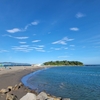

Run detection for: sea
[[21, 66, 100, 100]]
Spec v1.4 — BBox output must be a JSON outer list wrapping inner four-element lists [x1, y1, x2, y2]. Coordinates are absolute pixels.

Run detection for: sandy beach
[[0, 66, 43, 100]]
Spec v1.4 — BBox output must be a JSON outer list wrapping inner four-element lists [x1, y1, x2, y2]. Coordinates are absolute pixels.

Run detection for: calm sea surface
[[21, 66, 100, 100]]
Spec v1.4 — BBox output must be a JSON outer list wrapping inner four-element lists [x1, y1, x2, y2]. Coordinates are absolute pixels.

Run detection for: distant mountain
[[0, 62, 31, 66]]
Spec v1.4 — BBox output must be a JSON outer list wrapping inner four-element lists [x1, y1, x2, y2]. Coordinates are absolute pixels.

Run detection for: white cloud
[[2, 34, 13, 37], [52, 37, 74, 45], [70, 27, 79, 31], [12, 45, 33, 52], [76, 12, 85, 18], [7, 21, 39, 33], [14, 37, 29, 39], [31, 21, 39, 25], [32, 40, 41, 42], [19, 42, 26, 44], [0, 50, 9, 53], [6, 28, 22, 33], [33, 47, 43, 50]]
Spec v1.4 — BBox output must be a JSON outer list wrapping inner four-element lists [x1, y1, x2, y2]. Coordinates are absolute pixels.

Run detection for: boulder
[[6, 93, 18, 100], [48, 95, 61, 100], [20, 93, 36, 100], [37, 92, 48, 100], [0, 89, 8, 94], [62, 98, 70, 100], [19, 82, 23, 87], [13, 84, 20, 90], [47, 98, 54, 100], [7, 86, 13, 91]]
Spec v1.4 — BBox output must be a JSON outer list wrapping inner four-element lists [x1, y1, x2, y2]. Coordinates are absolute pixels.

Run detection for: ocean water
[[21, 66, 100, 100]]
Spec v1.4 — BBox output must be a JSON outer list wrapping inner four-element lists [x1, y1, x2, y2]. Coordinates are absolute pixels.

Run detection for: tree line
[[43, 60, 83, 66]]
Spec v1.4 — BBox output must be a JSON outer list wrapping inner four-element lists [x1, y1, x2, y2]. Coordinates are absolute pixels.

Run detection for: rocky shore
[[0, 66, 71, 100]]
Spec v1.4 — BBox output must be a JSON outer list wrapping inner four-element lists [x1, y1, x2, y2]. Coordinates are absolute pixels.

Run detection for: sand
[[0, 66, 43, 100]]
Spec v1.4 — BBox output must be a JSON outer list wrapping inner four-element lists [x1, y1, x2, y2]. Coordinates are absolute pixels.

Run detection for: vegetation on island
[[43, 60, 83, 66]]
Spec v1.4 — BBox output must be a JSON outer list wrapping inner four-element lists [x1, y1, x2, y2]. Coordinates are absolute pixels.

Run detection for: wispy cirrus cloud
[[52, 37, 74, 45], [32, 40, 41, 43], [0, 49, 9, 53], [14, 37, 29, 39], [3, 34, 29, 40], [70, 27, 79, 31], [25, 21, 39, 30], [31, 21, 39, 25], [12, 44, 45, 52], [32, 46, 45, 52], [75, 12, 85, 18], [6, 28, 22, 33], [6, 21, 39, 33], [12, 45, 33, 52], [19, 42, 26, 44]]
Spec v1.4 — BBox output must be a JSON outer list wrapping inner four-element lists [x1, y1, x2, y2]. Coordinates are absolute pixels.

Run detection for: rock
[[0, 89, 8, 94], [48, 95, 61, 100], [37, 92, 48, 100], [19, 82, 23, 87], [13, 84, 20, 90], [6, 93, 18, 100], [20, 93, 36, 100], [7, 86, 13, 91], [53, 97, 61, 100], [47, 98, 54, 100], [62, 98, 71, 100]]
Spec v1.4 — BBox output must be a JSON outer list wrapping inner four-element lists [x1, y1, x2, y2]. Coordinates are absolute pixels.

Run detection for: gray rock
[[6, 93, 18, 100], [0, 89, 8, 94], [62, 98, 70, 100], [47, 98, 54, 100], [13, 84, 20, 90], [20, 93, 36, 100], [19, 82, 23, 87], [37, 92, 48, 100], [47, 94, 61, 100], [7, 86, 13, 91]]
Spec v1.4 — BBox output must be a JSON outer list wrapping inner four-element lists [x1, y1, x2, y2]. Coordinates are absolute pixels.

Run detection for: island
[[43, 60, 83, 66]]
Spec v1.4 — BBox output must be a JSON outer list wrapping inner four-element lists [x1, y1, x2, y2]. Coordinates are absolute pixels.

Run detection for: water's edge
[[21, 67, 50, 89]]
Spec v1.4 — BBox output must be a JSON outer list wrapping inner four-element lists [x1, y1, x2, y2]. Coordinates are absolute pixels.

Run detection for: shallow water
[[21, 66, 100, 100]]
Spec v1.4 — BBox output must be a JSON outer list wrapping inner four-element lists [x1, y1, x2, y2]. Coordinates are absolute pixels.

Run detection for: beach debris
[[0, 89, 8, 94], [37, 92, 48, 100], [20, 93, 36, 100], [7, 86, 13, 91], [6, 93, 18, 100]]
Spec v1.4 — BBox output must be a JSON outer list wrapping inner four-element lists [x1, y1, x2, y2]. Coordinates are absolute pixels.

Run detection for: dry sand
[[0, 66, 43, 100]]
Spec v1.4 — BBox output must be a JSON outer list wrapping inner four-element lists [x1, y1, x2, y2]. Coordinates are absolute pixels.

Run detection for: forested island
[[43, 60, 83, 66]]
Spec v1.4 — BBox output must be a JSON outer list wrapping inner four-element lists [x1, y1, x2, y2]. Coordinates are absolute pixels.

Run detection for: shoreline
[[0, 66, 44, 100]]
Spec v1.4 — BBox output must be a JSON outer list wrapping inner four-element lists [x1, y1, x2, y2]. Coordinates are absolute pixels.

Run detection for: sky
[[0, 0, 100, 64]]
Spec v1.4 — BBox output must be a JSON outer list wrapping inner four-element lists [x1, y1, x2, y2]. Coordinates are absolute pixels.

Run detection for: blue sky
[[0, 0, 100, 64]]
